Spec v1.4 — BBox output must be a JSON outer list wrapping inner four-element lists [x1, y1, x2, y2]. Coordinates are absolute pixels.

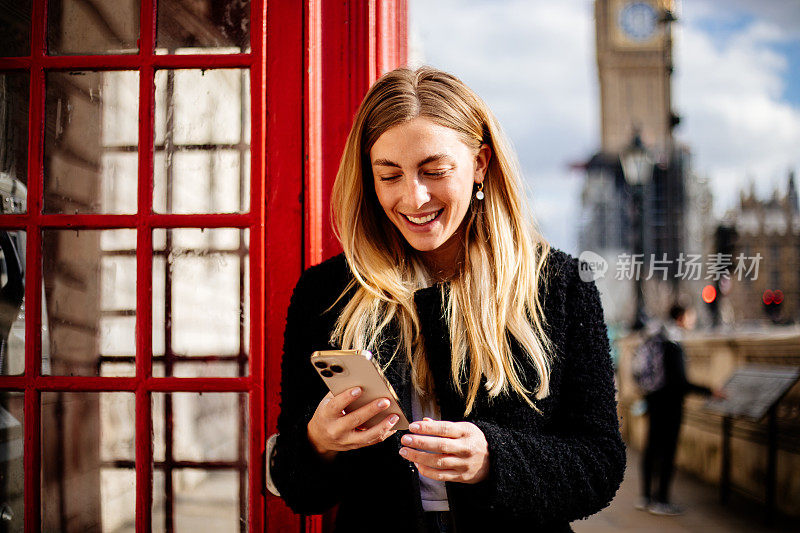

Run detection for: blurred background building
[[579, 0, 713, 327], [573, 1, 800, 524], [726, 172, 800, 324]]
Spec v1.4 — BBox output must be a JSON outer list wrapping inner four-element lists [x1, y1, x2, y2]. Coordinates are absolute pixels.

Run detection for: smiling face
[[369, 117, 490, 270]]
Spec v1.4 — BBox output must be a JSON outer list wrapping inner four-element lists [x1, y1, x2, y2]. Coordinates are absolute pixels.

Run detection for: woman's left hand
[[398, 417, 490, 484]]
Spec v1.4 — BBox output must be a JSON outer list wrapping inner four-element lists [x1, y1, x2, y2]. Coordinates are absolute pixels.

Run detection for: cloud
[[410, 0, 597, 252], [687, 0, 800, 39], [674, 4, 800, 215]]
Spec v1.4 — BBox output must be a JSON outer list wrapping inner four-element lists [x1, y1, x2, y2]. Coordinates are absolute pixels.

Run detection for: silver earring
[[475, 182, 485, 200]]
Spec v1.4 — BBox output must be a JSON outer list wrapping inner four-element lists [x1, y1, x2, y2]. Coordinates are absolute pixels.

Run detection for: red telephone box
[[0, 1, 407, 531]]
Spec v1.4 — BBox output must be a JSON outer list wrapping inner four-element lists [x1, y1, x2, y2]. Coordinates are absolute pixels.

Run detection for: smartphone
[[310, 349, 410, 430]]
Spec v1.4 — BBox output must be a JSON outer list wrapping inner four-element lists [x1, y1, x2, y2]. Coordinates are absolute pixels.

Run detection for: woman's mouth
[[402, 209, 443, 226]]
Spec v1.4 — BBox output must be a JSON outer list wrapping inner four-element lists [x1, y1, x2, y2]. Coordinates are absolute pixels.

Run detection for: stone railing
[[615, 327, 800, 517]]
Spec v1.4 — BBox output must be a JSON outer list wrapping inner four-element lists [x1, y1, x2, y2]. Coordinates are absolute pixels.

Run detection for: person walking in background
[[636, 303, 724, 516]]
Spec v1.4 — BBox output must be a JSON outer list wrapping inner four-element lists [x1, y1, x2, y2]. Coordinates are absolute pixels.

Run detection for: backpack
[[631, 332, 667, 394]]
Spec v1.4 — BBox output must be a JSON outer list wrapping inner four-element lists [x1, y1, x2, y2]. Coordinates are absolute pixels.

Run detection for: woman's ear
[[474, 143, 492, 184]]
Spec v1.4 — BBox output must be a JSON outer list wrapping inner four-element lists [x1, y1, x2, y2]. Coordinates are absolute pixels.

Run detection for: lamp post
[[620, 133, 654, 330]]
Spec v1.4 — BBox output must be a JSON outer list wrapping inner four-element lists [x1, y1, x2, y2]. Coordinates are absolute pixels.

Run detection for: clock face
[[618, 2, 658, 42]]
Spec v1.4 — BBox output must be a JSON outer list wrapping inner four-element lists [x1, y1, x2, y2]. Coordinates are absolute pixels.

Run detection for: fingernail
[[389, 414, 399, 425], [399, 448, 408, 457], [401, 435, 412, 445], [351, 387, 362, 397], [409, 423, 420, 431], [378, 399, 390, 408]]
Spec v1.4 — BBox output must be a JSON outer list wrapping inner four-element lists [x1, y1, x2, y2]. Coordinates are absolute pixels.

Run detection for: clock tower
[[596, 0, 675, 157], [581, 0, 698, 326]]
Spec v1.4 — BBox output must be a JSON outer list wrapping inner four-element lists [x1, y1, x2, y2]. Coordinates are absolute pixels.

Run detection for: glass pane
[[0, 1, 31, 56], [41, 392, 136, 532], [153, 393, 247, 462], [100, 385, 135, 463], [44, 70, 139, 214], [0, 230, 25, 375], [0, 391, 24, 532], [152, 229, 249, 371], [152, 470, 165, 532], [42, 229, 137, 376], [101, 469, 136, 532], [152, 392, 248, 533], [156, 0, 250, 55], [153, 361, 242, 379], [153, 470, 246, 533], [153, 69, 250, 214], [47, 0, 139, 55], [100, 361, 135, 378], [0, 72, 29, 210]]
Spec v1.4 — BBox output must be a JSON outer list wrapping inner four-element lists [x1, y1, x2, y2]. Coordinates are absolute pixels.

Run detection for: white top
[[410, 386, 450, 511]]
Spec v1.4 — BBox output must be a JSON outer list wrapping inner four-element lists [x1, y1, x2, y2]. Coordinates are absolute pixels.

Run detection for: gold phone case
[[310, 349, 410, 430]]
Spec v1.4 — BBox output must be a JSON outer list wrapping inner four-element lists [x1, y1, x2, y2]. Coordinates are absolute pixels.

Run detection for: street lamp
[[621, 133, 654, 187], [620, 133, 654, 330]]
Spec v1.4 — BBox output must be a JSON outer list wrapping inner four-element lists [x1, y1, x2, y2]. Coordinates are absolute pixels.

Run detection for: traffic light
[[702, 284, 717, 304], [702, 284, 718, 326], [763, 289, 783, 323]]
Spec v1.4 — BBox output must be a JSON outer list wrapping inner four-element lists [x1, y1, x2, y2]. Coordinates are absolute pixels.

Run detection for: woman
[[271, 66, 625, 532]]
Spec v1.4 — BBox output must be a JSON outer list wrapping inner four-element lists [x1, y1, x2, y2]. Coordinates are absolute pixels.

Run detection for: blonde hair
[[330, 66, 554, 415]]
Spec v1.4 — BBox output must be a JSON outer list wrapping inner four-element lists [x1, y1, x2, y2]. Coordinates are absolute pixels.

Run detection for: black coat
[[647, 335, 712, 407], [271, 248, 626, 532]]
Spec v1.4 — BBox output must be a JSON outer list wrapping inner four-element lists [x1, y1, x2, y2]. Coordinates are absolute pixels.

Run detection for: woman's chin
[[404, 239, 443, 253]]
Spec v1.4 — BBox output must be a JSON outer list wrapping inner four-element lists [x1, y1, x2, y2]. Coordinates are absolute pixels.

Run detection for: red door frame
[[315, 0, 409, 263], [264, 0, 305, 530], [0, 1, 406, 531]]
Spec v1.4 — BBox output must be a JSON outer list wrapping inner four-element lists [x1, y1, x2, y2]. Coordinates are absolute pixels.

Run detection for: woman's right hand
[[306, 386, 400, 461]]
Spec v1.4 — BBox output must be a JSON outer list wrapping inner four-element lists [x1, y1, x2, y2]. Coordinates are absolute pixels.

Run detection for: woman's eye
[[379, 175, 401, 182], [424, 170, 448, 177]]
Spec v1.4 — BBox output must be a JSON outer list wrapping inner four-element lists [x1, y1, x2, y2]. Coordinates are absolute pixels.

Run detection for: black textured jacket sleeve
[[270, 266, 346, 515], [468, 257, 626, 524]]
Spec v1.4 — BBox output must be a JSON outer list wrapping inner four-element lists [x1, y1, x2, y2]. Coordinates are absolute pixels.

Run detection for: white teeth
[[405, 211, 439, 225]]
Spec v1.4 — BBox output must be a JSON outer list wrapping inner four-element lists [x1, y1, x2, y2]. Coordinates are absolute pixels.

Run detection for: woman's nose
[[405, 177, 430, 208]]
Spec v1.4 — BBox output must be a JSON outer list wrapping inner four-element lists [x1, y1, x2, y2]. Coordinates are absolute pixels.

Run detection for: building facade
[[727, 173, 800, 324]]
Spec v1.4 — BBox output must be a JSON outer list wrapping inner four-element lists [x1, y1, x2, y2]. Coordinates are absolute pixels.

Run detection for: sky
[[408, 0, 800, 256]]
